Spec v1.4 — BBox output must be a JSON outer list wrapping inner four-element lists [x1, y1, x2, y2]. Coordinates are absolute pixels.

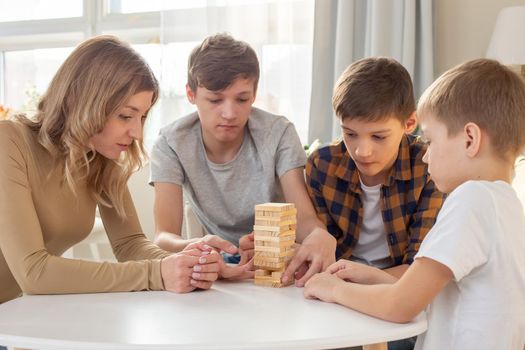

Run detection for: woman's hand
[[161, 246, 221, 293]]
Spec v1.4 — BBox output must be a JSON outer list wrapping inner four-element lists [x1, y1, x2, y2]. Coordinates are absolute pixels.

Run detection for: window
[[0, 0, 82, 22], [4, 47, 74, 113], [108, 0, 207, 13], [0, 0, 314, 147]]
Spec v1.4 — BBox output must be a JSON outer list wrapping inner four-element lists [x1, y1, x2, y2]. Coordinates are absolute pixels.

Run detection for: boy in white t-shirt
[[304, 58, 525, 350]]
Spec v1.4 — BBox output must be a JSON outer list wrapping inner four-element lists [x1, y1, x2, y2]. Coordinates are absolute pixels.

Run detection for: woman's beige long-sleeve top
[[0, 120, 170, 303]]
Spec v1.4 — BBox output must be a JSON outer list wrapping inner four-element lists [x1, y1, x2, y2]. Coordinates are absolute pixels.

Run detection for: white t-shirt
[[351, 181, 391, 267], [513, 156, 525, 213], [415, 181, 525, 350], [149, 107, 307, 245]]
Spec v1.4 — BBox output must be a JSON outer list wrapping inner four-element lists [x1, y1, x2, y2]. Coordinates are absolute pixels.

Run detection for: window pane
[[3, 43, 167, 150], [159, 0, 314, 144], [135, 41, 200, 151], [259, 44, 312, 144], [108, 0, 290, 14], [0, 0, 82, 22], [108, 0, 207, 14], [3, 44, 162, 149], [4, 47, 73, 114]]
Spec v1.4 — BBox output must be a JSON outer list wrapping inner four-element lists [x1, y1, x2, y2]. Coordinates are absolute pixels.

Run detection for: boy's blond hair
[[332, 57, 415, 122], [418, 58, 525, 160]]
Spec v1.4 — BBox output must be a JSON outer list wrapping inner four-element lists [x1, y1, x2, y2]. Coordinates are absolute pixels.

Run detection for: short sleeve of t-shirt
[[149, 131, 185, 186], [274, 122, 307, 177], [415, 181, 493, 281]]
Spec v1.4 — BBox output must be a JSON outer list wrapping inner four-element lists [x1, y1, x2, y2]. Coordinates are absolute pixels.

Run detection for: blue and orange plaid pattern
[[306, 134, 445, 264]]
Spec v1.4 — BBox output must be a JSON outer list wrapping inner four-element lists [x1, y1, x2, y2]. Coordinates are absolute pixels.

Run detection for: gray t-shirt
[[149, 107, 307, 245]]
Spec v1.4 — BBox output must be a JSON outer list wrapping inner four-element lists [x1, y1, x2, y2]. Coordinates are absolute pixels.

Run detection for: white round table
[[0, 280, 426, 350]]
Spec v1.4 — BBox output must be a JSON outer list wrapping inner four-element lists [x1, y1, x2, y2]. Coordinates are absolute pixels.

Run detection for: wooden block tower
[[253, 203, 296, 287]]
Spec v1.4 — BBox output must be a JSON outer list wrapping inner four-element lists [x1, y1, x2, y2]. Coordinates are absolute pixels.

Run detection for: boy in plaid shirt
[[306, 57, 445, 279]]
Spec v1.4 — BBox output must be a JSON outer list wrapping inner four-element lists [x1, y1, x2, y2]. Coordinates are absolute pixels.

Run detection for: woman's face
[[89, 91, 153, 160]]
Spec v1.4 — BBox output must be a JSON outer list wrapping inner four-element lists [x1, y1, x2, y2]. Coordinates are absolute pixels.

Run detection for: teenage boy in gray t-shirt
[[150, 34, 336, 285]]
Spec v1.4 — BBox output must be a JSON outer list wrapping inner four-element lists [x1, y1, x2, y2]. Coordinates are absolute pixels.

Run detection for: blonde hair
[[17, 35, 159, 218], [418, 58, 525, 161]]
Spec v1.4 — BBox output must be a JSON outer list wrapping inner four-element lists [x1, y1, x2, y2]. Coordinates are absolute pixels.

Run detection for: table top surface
[[0, 280, 427, 350]]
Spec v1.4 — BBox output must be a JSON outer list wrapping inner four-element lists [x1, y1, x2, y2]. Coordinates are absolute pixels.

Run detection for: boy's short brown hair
[[418, 58, 525, 160], [187, 33, 260, 92], [332, 57, 415, 122]]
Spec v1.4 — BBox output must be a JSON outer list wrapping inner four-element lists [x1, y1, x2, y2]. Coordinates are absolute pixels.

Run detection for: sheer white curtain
[[308, 0, 434, 143], [144, 0, 315, 149]]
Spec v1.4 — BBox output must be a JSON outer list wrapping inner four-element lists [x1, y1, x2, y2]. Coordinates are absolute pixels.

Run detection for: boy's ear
[[186, 84, 196, 104], [464, 122, 482, 158], [404, 112, 418, 134]]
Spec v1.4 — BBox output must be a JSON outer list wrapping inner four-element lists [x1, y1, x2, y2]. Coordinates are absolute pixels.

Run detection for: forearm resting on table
[[333, 282, 419, 323], [335, 258, 452, 323], [383, 264, 409, 279]]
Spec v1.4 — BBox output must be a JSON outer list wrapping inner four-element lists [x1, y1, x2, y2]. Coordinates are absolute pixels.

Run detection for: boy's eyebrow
[[206, 90, 253, 96], [341, 126, 392, 134]]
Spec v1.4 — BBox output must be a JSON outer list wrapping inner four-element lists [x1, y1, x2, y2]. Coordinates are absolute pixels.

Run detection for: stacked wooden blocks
[[253, 203, 296, 287]]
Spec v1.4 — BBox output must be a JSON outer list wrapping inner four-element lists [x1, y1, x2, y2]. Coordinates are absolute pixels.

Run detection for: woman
[[0, 35, 222, 306]]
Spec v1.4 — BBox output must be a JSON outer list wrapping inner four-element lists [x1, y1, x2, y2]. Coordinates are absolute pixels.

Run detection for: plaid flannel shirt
[[306, 134, 445, 264]]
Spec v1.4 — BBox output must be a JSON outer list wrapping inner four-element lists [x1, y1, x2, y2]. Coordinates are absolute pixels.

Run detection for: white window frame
[[0, 0, 163, 104], [0, 0, 315, 145]]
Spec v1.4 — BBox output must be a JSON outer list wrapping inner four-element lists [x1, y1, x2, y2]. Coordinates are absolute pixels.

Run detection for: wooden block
[[271, 271, 283, 279], [254, 229, 296, 238], [254, 235, 295, 244], [254, 256, 292, 264], [255, 269, 270, 276], [253, 259, 286, 270], [255, 280, 288, 288], [254, 218, 296, 226], [253, 229, 281, 237], [254, 254, 293, 268], [254, 214, 296, 222], [254, 239, 295, 248], [254, 203, 295, 212], [254, 238, 295, 246], [254, 249, 294, 258], [255, 279, 283, 287], [255, 208, 297, 218], [254, 272, 294, 288], [254, 246, 294, 255], [253, 223, 296, 233]]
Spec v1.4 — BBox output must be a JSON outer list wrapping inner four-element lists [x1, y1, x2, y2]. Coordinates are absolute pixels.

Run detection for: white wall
[[434, 0, 525, 77], [128, 165, 156, 240]]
